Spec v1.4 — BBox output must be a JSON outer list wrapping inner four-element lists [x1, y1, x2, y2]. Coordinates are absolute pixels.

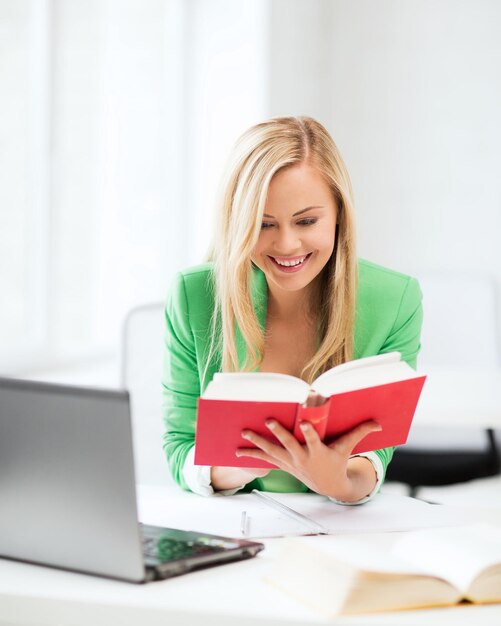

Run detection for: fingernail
[[235, 451, 242, 457], [266, 420, 275, 429], [241, 431, 251, 439], [300, 422, 309, 431]]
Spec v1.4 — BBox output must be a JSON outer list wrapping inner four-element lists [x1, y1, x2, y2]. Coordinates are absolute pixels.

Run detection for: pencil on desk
[[251, 489, 328, 535], [240, 511, 248, 535]]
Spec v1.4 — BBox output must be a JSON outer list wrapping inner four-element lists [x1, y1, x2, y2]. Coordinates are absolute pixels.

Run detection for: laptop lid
[[0, 377, 146, 582]]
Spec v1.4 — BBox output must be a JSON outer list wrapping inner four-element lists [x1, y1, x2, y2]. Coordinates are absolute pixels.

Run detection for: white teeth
[[273, 255, 307, 267]]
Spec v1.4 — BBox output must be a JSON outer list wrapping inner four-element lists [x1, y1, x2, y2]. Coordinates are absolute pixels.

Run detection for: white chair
[[121, 301, 173, 486], [385, 270, 501, 494]]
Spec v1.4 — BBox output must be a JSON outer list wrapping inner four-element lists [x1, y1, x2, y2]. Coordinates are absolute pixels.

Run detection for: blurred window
[[0, 0, 267, 373]]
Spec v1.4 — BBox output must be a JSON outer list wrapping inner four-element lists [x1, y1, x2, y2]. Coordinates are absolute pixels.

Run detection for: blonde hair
[[207, 116, 357, 383]]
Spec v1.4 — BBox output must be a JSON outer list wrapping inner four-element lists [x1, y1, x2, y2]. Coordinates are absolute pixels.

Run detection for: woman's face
[[251, 162, 338, 297]]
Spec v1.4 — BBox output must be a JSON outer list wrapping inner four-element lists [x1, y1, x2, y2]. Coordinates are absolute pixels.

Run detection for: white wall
[[5, 0, 500, 386], [267, 0, 501, 453], [269, 0, 501, 334]]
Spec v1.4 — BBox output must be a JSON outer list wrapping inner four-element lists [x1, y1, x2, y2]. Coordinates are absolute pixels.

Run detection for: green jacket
[[162, 259, 423, 493]]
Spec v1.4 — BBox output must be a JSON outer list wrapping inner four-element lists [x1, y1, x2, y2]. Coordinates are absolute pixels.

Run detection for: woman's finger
[[265, 419, 303, 457], [235, 447, 274, 463], [239, 428, 290, 464], [298, 421, 322, 452], [328, 420, 381, 456]]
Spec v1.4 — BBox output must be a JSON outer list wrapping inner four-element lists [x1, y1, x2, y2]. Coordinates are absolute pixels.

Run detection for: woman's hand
[[210, 466, 271, 491], [236, 419, 381, 501]]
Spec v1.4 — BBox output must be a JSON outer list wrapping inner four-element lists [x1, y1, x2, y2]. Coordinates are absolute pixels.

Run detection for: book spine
[[293, 399, 331, 443]]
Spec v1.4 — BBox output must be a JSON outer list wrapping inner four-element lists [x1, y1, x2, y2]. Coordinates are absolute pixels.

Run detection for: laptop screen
[[0, 377, 145, 581]]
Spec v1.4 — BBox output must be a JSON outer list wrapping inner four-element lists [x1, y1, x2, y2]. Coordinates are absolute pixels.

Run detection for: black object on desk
[[386, 428, 500, 497]]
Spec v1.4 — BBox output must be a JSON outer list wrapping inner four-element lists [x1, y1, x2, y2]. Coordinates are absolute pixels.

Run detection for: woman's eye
[[260, 218, 317, 229], [297, 218, 318, 226]]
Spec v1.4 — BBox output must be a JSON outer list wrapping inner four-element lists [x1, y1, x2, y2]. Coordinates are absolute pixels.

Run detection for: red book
[[194, 352, 426, 468]]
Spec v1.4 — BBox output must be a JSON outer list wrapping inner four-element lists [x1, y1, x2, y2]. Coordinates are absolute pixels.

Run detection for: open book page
[[137, 485, 312, 538], [312, 351, 418, 397], [202, 372, 310, 403], [264, 492, 484, 535], [391, 524, 501, 594], [137, 487, 488, 539], [269, 537, 464, 615], [202, 352, 417, 402], [288, 535, 431, 576]]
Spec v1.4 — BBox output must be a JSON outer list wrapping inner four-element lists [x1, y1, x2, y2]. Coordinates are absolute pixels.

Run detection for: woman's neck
[[266, 279, 321, 323]]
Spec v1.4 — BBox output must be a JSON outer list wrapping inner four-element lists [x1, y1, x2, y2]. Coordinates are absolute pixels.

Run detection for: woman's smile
[[268, 253, 313, 273]]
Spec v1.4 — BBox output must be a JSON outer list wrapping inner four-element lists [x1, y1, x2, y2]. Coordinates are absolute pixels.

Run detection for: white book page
[[137, 485, 315, 538], [202, 353, 415, 402], [287, 536, 430, 576], [266, 492, 481, 535], [202, 372, 310, 403], [391, 524, 501, 593], [312, 352, 418, 397], [137, 487, 486, 540]]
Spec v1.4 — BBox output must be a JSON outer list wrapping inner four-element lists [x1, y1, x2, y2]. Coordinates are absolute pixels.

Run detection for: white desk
[[1, 491, 501, 626], [1, 535, 501, 626]]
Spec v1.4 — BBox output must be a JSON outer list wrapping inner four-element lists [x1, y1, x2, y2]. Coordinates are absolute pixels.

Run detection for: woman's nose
[[273, 227, 301, 254]]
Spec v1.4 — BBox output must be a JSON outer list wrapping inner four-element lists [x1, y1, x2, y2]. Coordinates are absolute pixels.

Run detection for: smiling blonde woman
[[162, 116, 422, 503]]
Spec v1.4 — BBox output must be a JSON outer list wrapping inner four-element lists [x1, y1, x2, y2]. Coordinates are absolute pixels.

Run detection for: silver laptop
[[0, 377, 264, 582]]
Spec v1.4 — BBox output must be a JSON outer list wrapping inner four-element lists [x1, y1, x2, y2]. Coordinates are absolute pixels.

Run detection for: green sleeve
[[374, 277, 423, 475], [161, 273, 199, 490], [380, 277, 423, 369]]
